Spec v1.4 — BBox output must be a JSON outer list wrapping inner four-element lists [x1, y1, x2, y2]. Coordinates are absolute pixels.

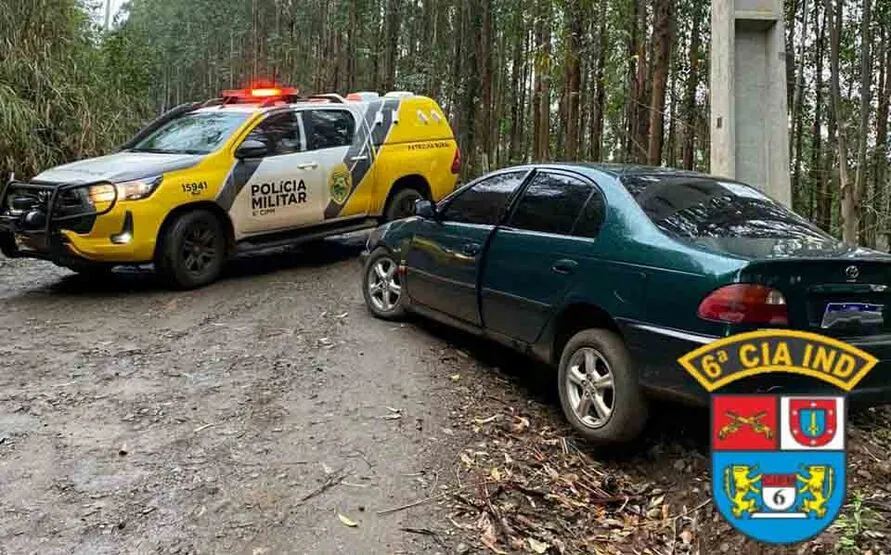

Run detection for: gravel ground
[[1, 234, 890, 555], [0, 235, 467, 554]]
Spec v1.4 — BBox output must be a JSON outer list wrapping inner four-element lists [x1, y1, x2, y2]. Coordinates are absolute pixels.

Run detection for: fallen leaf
[[479, 513, 504, 554], [475, 415, 499, 425], [337, 513, 358, 528], [511, 416, 530, 433], [528, 537, 549, 554], [490, 467, 502, 481], [450, 374, 461, 382], [461, 453, 474, 466], [481, 536, 507, 555], [679, 529, 694, 545]]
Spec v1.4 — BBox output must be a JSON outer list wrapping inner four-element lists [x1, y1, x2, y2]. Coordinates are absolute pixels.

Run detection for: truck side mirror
[[235, 139, 268, 159]]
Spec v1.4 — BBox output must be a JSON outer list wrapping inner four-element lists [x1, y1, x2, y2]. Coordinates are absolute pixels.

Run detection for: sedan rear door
[[403, 170, 529, 326]]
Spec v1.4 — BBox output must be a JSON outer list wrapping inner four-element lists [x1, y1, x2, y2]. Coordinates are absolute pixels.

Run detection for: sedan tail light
[[698, 284, 789, 325]]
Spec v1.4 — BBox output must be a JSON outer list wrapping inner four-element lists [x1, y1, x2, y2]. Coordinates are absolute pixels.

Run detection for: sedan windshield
[[622, 175, 844, 257], [130, 112, 250, 155]]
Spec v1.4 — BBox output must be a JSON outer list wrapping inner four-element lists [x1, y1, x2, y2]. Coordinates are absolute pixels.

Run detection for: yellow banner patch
[[678, 330, 878, 392]]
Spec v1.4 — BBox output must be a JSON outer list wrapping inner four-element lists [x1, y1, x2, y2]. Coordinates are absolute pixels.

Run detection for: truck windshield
[[130, 112, 250, 155]]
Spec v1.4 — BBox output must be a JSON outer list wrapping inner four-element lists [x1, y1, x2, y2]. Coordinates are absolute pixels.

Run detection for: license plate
[[821, 302, 885, 329]]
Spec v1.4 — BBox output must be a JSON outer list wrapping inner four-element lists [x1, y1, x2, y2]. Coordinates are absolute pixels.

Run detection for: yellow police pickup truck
[[0, 86, 460, 288]]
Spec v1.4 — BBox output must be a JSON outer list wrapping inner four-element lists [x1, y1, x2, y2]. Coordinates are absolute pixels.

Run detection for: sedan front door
[[403, 170, 530, 326], [481, 170, 605, 343]]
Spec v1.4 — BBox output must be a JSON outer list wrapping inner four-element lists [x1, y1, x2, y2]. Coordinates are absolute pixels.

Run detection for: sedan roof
[[557, 162, 710, 180]]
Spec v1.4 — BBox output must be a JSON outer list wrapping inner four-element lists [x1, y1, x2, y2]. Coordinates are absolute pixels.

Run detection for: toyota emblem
[[845, 265, 860, 280]]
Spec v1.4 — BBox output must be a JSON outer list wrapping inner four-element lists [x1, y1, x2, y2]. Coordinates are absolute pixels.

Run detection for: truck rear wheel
[[384, 188, 424, 222], [156, 209, 226, 289]]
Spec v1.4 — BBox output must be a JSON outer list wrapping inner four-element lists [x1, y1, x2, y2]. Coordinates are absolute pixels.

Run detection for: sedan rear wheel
[[558, 329, 647, 445], [565, 347, 616, 429], [363, 248, 406, 320]]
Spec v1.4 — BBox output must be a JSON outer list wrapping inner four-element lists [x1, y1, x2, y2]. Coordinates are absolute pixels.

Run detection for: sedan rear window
[[622, 175, 832, 242]]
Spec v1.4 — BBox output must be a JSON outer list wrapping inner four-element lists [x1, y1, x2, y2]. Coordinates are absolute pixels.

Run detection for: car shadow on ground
[[411, 316, 711, 461], [37, 234, 369, 297]]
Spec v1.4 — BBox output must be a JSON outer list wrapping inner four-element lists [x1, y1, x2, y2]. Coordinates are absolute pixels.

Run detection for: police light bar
[[221, 85, 300, 103]]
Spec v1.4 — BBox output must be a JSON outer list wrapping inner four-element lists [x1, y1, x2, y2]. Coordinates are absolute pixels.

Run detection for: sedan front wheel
[[362, 248, 407, 320]]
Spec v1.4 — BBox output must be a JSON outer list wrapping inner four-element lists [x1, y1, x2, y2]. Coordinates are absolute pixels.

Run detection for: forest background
[[1, 0, 886, 246]]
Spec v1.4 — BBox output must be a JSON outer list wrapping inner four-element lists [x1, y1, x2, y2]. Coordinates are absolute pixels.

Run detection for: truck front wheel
[[156, 209, 226, 289]]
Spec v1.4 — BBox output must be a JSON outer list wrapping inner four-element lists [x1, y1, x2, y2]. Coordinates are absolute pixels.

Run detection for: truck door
[[230, 110, 326, 236], [300, 107, 372, 221]]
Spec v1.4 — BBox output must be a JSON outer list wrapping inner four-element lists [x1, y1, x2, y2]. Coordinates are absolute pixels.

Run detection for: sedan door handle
[[297, 162, 318, 170], [552, 259, 579, 275], [462, 242, 481, 256]]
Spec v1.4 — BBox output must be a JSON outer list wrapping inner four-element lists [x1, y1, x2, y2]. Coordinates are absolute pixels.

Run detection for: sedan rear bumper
[[619, 320, 891, 407]]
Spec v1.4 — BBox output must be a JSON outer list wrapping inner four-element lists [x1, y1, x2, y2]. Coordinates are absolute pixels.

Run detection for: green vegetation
[[0, 0, 151, 180]]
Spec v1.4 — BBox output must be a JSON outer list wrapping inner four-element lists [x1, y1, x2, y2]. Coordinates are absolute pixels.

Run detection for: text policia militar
[[251, 179, 308, 215]]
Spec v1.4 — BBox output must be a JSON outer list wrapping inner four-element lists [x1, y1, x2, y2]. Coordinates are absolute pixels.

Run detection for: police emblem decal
[[712, 395, 846, 544], [328, 166, 353, 205]]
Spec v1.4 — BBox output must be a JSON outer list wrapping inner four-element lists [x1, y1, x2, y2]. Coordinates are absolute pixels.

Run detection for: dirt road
[[1, 235, 890, 555], [0, 235, 467, 554]]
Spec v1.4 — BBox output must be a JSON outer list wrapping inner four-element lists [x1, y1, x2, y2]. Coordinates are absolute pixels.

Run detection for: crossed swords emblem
[[718, 411, 774, 440]]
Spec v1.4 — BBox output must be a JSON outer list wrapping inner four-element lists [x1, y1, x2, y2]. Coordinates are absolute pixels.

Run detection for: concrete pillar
[[710, 0, 791, 207]]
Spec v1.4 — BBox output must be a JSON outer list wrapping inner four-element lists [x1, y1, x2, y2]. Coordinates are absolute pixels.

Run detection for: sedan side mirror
[[235, 139, 269, 159], [415, 199, 437, 219]]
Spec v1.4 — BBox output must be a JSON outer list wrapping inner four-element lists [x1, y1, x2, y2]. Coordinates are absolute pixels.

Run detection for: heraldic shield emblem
[[712, 395, 846, 544]]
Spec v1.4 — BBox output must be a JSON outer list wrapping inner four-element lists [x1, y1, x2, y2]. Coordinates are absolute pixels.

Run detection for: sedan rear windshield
[[621, 175, 846, 256], [130, 112, 250, 155]]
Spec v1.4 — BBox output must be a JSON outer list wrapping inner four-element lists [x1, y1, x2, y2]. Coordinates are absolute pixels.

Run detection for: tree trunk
[[476, 0, 494, 169], [682, 0, 703, 170], [828, 0, 853, 243], [563, 0, 582, 160], [809, 0, 825, 225], [875, 32, 891, 250], [532, 0, 551, 161], [591, 10, 606, 161], [632, 0, 650, 162], [623, 0, 642, 161], [855, 0, 873, 244], [508, 6, 525, 164], [382, 0, 400, 91], [786, 0, 799, 132], [790, 0, 810, 212], [647, 0, 673, 165]]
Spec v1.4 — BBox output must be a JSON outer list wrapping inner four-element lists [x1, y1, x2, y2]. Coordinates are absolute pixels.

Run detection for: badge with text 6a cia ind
[[677, 330, 880, 545]]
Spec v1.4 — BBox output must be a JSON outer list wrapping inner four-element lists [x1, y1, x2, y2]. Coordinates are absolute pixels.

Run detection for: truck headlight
[[88, 184, 117, 205], [115, 176, 163, 201]]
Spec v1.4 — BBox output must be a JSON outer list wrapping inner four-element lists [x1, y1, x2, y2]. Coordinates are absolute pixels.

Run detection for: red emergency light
[[221, 84, 300, 104]]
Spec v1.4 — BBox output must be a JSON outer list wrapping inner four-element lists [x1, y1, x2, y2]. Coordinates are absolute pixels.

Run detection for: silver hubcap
[[368, 258, 402, 312], [566, 347, 615, 429]]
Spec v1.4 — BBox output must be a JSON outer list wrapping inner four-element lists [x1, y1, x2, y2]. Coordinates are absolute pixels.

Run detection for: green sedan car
[[360, 163, 891, 444]]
